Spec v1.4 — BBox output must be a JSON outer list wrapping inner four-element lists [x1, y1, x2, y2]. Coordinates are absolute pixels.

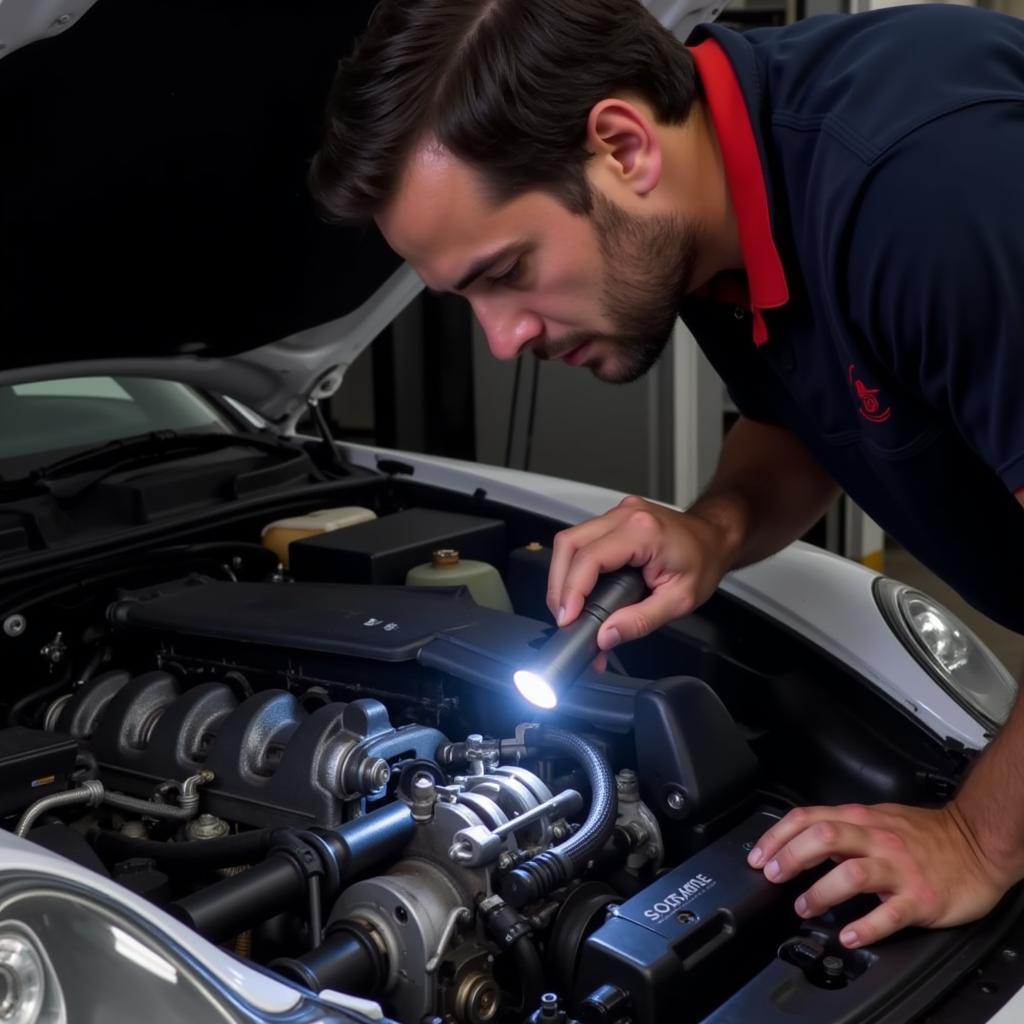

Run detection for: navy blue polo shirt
[[680, 6, 1024, 633]]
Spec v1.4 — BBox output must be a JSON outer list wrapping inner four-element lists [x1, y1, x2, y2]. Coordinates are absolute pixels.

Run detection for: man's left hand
[[748, 801, 1010, 948]]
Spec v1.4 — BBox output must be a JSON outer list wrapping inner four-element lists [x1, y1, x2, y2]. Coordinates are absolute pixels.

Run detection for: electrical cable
[[503, 358, 524, 468], [523, 356, 541, 471]]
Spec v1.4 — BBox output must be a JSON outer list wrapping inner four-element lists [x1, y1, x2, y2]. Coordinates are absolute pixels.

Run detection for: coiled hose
[[16, 772, 211, 839], [500, 727, 617, 907], [15, 780, 104, 837]]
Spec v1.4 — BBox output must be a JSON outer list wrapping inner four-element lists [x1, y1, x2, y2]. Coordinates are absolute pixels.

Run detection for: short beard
[[585, 192, 699, 384]]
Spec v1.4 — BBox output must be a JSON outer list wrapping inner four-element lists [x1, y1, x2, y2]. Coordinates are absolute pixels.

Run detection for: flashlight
[[514, 568, 648, 709]]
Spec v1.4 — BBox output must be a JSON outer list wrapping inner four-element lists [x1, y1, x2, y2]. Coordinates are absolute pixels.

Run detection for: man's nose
[[473, 300, 544, 361]]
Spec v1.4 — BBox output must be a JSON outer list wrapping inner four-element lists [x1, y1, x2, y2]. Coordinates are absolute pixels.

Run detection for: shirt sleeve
[[845, 101, 1024, 492]]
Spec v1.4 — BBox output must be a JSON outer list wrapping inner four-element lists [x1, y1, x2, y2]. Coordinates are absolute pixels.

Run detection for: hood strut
[[308, 399, 349, 477]]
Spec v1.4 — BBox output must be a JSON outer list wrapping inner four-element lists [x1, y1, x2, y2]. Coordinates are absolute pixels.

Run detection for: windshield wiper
[[0, 430, 294, 494]]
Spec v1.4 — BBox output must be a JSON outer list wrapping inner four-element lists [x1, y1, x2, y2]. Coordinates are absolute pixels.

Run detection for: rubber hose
[[501, 727, 616, 907], [90, 829, 275, 870], [511, 935, 545, 1014]]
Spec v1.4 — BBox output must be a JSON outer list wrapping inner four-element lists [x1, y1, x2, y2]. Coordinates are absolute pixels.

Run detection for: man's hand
[[748, 801, 1012, 947], [546, 496, 735, 652]]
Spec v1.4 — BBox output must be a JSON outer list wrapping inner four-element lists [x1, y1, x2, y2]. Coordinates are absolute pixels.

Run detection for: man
[[310, 0, 1024, 950]]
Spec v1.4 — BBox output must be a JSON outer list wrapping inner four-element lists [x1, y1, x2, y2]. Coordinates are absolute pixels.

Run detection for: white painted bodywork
[[340, 441, 991, 753], [0, 0, 101, 59]]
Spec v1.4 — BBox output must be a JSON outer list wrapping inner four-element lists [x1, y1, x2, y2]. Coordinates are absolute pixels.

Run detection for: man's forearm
[[961, 491, 1024, 880], [686, 417, 840, 571], [952, 693, 1024, 887]]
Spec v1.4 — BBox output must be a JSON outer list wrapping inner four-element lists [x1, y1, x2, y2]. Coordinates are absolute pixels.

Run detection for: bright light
[[111, 926, 178, 985], [514, 670, 558, 709]]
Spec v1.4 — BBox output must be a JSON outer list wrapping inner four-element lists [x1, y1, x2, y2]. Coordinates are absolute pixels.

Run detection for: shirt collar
[[688, 38, 789, 346]]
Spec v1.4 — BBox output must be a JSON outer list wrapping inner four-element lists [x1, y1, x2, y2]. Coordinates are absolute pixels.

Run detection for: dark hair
[[310, 0, 698, 221]]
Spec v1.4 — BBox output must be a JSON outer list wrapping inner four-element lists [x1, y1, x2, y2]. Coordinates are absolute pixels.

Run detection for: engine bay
[[0, 475, 1015, 1024]]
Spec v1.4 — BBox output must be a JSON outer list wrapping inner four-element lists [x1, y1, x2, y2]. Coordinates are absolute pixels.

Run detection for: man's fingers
[[838, 895, 919, 949], [559, 534, 653, 628], [749, 805, 871, 869], [598, 587, 694, 649], [795, 857, 895, 919], [546, 510, 634, 622], [763, 819, 876, 883]]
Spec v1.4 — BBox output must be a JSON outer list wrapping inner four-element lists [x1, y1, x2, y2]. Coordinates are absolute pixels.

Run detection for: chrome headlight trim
[[874, 577, 1018, 733], [0, 921, 63, 1024]]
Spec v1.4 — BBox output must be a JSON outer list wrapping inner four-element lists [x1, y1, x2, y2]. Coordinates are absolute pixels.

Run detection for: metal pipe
[[16, 780, 104, 837], [102, 770, 212, 823], [172, 803, 416, 946]]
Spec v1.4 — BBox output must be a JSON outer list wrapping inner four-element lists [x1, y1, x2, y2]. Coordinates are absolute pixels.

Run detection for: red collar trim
[[689, 38, 789, 346]]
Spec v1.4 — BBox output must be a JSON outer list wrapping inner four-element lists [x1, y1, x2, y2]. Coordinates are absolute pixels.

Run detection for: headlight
[[874, 578, 1018, 732], [0, 923, 63, 1024], [0, 878, 377, 1024]]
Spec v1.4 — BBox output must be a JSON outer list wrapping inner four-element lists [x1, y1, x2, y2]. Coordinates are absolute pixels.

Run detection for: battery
[[289, 507, 506, 586]]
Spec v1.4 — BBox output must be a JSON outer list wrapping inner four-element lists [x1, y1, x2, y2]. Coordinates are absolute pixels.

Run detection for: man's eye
[[490, 259, 524, 287]]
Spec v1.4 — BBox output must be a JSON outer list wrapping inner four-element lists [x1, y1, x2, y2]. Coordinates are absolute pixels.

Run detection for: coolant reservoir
[[405, 548, 513, 612], [261, 507, 377, 567]]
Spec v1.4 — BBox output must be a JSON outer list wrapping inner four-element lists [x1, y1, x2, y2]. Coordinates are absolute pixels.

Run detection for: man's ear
[[586, 98, 663, 197]]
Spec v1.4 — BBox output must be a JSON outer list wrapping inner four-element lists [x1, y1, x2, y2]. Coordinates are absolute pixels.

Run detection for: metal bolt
[[411, 775, 436, 823], [645, 844, 659, 860], [40, 632, 67, 664], [551, 822, 569, 842], [540, 993, 560, 1020], [361, 758, 390, 792], [497, 852, 515, 871], [53, 14, 74, 27], [187, 814, 231, 841], [822, 956, 845, 978], [616, 769, 639, 799], [666, 790, 687, 812], [3, 615, 25, 638]]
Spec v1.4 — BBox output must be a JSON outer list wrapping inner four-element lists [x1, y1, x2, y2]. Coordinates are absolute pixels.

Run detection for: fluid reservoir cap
[[432, 549, 461, 568]]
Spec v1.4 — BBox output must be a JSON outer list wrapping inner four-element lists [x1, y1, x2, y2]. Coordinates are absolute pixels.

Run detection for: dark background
[[0, 0, 401, 366]]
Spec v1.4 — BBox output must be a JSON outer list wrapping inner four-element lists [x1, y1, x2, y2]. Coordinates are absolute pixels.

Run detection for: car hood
[[0, 0, 721, 427]]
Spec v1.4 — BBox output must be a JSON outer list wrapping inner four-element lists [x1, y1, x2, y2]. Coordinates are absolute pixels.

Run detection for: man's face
[[376, 146, 699, 383]]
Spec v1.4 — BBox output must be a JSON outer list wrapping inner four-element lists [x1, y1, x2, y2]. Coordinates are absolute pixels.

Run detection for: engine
[[0, 509, 980, 1024]]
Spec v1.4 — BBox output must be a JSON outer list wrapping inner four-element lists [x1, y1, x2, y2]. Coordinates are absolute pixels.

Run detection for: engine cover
[[574, 811, 798, 1023]]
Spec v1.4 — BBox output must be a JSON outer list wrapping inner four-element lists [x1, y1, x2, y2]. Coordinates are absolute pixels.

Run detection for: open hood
[[0, 0, 723, 426]]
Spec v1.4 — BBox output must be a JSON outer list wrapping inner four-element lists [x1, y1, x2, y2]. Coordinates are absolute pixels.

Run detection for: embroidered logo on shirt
[[848, 364, 892, 423]]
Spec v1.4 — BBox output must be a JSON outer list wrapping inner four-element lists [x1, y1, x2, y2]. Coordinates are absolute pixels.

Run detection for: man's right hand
[[546, 495, 735, 652]]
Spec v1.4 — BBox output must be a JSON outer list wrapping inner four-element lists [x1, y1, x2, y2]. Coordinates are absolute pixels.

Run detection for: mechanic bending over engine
[[309, 0, 1024, 951]]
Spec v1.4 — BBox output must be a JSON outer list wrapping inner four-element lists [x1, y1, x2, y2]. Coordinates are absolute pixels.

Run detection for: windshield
[[0, 377, 233, 472]]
